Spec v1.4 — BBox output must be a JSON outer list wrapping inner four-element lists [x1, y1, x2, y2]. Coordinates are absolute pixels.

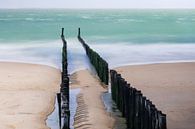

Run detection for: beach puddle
[[46, 96, 60, 129], [46, 88, 80, 129], [70, 88, 80, 129], [102, 89, 127, 129]]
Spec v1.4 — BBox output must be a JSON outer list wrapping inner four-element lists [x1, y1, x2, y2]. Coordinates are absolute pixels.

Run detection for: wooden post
[[62, 110, 70, 129], [161, 113, 167, 129], [78, 28, 81, 37], [113, 70, 118, 102], [120, 78, 126, 117], [116, 74, 121, 108], [57, 93, 61, 128], [134, 90, 142, 129], [147, 100, 152, 129], [124, 84, 130, 127], [151, 105, 156, 129], [141, 96, 147, 129], [61, 28, 64, 37], [130, 88, 136, 129], [124, 83, 129, 116]]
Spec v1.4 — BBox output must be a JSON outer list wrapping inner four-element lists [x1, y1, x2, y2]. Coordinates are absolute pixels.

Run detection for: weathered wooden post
[[78, 27, 81, 38], [118, 77, 122, 111], [61, 77, 69, 104], [144, 99, 149, 129], [155, 110, 159, 129], [122, 80, 127, 117], [113, 70, 118, 102], [105, 62, 109, 85], [60, 28, 70, 129], [161, 113, 167, 129], [151, 104, 156, 129], [110, 70, 117, 101], [116, 74, 121, 109], [125, 84, 131, 128], [129, 87, 136, 129], [124, 83, 130, 117], [57, 93, 61, 128], [134, 90, 142, 129], [61, 28, 64, 37], [62, 109, 70, 129], [141, 96, 146, 129], [147, 100, 152, 129]]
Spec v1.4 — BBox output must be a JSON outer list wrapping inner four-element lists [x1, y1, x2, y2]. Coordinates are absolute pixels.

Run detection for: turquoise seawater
[[0, 9, 195, 71], [0, 9, 195, 43]]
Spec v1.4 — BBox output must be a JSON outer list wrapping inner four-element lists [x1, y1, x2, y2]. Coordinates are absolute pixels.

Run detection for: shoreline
[[68, 60, 195, 75], [0, 62, 60, 129], [111, 60, 195, 70], [0, 60, 61, 70]]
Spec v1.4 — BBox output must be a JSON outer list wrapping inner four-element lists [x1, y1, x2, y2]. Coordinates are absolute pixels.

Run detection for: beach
[[0, 62, 60, 129], [115, 62, 195, 129], [70, 70, 114, 129], [1, 61, 195, 129], [0, 9, 195, 129]]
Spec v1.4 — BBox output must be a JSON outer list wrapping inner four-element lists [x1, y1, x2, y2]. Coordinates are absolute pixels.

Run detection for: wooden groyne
[[77, 28, 109, 85], [56, 28, 167, 129], [76, 28, 167, 128], [57, 28, 70, 129], [110, 70, 167, 129]]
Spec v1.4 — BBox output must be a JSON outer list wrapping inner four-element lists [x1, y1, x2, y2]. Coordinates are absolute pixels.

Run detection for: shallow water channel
[[102, 86, 127, 129], [46, 88, 80, 129]]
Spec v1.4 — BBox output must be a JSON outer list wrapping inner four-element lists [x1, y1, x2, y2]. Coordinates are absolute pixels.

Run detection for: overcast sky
[[0, 0, 195, 9]]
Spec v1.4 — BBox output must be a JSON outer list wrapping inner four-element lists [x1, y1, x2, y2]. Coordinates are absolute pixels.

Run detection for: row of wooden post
[[58, 28, 167, 129], [57, 28, 70, 129], [110, 70, 167, 129], [77, 28, 109, 85]]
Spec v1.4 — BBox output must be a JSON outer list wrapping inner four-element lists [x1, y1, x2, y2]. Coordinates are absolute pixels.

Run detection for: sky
[[0, 0, 195, 9]]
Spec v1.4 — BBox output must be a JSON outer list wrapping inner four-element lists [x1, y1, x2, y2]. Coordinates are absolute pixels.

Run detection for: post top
[[61, 28, 64, 37], [78, 27, 81, 37]]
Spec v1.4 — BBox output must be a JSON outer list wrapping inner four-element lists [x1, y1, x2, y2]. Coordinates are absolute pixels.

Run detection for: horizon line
[[0, 7, 195, 10]]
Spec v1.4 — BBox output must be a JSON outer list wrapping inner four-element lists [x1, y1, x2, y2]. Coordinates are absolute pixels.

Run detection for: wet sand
[[0, 62, 60, 129], [115, 62, 195, 129], [70, 70, 114, 129]]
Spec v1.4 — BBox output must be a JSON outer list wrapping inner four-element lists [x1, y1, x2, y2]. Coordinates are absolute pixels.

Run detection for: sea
[[0, 9, 195, 73]]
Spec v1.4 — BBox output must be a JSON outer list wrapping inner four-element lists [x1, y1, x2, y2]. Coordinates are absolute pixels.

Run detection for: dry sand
[[115, 62, 195, 129], [70, 70, 114, 129], [0, 62, 60, 129]]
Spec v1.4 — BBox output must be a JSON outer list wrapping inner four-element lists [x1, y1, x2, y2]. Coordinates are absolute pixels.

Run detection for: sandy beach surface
[[70, 70, 114, 129], [115, 62, 195, 129], [0, 62, 60, 129]]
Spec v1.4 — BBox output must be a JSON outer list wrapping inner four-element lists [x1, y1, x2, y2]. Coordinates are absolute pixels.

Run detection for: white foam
[[0, 40, 62, 69], [116, 18, 144, 23], [0, 40, 195, 73], [25, 18, 53, 21], [25, 18, 34, 21], [80, 15, 91, 19], [89, 42, 195, 68], [66, 38, 93, 74]]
